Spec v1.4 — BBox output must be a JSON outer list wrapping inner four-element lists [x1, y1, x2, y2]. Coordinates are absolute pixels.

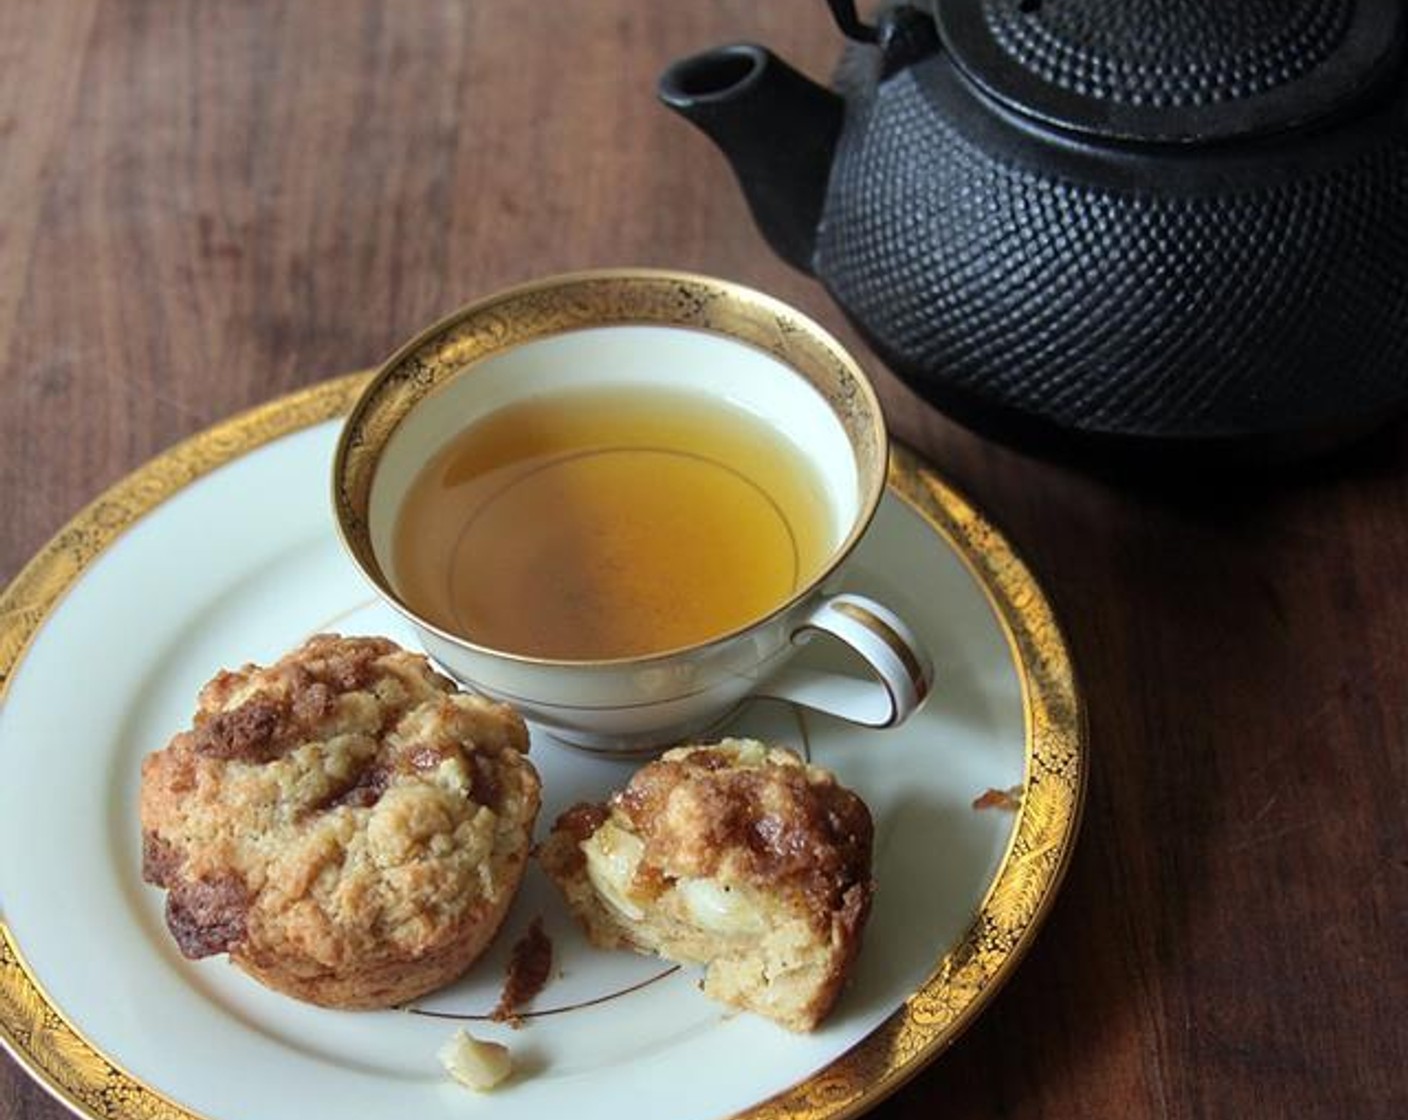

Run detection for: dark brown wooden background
[[3, 3, 1406, 1118]]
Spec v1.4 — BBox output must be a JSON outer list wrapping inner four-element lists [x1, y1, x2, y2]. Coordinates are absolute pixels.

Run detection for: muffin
[[140, 634, 541, 1009], [539, 738, 873, 1031]]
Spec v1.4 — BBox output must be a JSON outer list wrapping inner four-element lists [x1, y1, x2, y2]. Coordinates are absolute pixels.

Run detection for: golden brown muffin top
[[602, 739, 873, 929], [140, 634, 537, 965]]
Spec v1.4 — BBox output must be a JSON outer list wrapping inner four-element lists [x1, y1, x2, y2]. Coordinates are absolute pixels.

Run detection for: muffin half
[[539, 738, 873, 1031]]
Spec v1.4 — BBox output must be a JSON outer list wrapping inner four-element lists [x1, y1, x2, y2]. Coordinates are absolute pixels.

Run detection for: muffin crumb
[[438, 1029, 513, 1091]]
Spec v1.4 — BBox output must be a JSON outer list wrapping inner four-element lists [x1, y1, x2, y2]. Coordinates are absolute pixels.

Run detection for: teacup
[[332, 269, 933, 752]]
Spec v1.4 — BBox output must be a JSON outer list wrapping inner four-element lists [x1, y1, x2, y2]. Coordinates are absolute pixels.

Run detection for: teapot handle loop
[[826, 0, 878, 43], [827, 2, 943, 78]]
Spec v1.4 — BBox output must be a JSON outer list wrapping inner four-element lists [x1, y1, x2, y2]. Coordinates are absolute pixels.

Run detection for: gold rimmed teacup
[[332, 268, 932, 752]]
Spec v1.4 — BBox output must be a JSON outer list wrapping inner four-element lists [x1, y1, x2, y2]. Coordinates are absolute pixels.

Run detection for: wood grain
[[3, 3, 1406, 1119]]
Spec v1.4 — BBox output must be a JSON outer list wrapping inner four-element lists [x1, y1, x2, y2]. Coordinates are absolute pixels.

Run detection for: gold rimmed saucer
[[0, 373, 1084, 1120]]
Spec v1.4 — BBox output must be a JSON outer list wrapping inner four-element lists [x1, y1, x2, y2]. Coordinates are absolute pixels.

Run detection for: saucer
[[0, 374, 1084, 1120]]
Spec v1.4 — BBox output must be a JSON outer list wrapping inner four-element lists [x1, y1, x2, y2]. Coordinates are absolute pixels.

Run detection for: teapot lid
[[932, 0, 1407, 143]]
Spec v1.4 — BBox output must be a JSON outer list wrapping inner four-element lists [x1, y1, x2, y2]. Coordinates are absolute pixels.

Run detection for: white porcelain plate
[[0, 375, 1084, 1120]]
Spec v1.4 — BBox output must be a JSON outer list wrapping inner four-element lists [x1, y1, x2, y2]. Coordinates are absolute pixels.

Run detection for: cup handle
[[756, 592, 934, 728]]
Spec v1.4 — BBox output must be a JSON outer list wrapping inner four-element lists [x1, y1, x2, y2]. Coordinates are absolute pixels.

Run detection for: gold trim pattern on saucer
[[0, 381, 1085, 1120], [0, 928, 197, 1120]]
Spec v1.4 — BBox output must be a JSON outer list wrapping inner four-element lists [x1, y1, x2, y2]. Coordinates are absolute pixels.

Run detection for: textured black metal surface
[[815, 48, 1408, 441], [934, 0, 1406, 141], [987, 0, 1352, 105]]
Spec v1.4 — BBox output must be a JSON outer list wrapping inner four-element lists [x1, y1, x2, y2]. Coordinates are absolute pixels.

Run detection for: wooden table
[[2, 3, 1405, 1118]]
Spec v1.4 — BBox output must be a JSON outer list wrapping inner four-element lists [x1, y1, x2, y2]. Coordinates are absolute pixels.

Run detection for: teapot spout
[[659, 45, 843, 274]]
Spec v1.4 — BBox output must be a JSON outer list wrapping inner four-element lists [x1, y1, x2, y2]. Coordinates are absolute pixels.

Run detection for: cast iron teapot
[[660, 0, 1408, 461]]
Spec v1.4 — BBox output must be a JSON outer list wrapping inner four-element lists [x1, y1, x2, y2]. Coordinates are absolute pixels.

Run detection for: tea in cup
[[332, 269, 932, 751]]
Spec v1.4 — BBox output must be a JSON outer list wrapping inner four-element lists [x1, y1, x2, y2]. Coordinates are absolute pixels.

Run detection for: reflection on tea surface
[[392, 385, 833, 660]]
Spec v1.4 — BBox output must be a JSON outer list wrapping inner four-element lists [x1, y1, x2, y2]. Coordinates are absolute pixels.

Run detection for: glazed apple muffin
[[140, 634, 541, 1009], [539, 738, 873, 1031]]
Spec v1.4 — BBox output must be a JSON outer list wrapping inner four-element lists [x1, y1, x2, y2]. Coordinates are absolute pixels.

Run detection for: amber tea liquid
[[391, 385, 834, 660]]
